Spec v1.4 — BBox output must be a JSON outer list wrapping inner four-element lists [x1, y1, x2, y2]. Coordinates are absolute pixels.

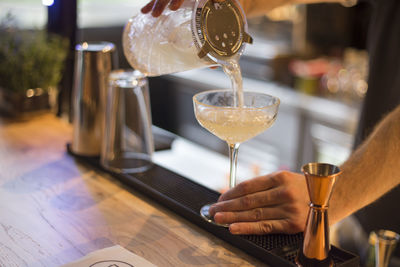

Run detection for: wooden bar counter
[[0, 113, 267, 266]]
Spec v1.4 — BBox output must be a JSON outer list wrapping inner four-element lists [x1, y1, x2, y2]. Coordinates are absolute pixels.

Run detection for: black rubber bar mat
[[67, 146, 359, 267]]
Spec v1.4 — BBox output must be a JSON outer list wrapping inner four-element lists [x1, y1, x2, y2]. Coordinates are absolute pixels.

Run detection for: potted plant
[[0, 13, 68, 117]]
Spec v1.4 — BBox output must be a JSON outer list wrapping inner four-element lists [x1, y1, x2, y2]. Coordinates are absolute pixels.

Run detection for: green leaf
[[0, 13, 68, 93]]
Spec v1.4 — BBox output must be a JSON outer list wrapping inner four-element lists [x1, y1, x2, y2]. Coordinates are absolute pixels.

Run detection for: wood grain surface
[[0, 114, 267, 267]]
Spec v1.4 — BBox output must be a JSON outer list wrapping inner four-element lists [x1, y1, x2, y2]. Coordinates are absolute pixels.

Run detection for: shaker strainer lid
[[193, 0, 253, 59]]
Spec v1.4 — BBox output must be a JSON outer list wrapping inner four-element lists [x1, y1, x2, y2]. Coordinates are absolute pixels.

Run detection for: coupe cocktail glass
[[193, 89, 280, 226]]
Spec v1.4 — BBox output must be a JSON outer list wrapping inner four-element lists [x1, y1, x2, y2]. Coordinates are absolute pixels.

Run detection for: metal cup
[[100, 69, 154, 173], [374, 229, 400, 267], [71, 41, 118, 156], [296, 162, 341, 267]]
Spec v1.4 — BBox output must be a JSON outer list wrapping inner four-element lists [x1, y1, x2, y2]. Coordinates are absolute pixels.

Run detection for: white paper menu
[[60, 245, 157, 267]]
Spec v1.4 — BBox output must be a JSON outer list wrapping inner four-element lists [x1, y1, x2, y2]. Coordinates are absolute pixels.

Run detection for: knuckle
[[268, 172, 279, 186], [240, 195, 252, 208], [236, 181, 249, 195], [270, 171, 289, 186], [252, 208, 263, 221], [277, 171, 291, 184], [279, 187, 296, 202], [259, 222, 273, 234]]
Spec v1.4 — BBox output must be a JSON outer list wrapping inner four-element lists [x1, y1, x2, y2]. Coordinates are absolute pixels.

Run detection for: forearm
[[239, 0, 343, 18], [330, 105, 400, 225], [239, 0, 342, 17], [239, 0, 291, 17]]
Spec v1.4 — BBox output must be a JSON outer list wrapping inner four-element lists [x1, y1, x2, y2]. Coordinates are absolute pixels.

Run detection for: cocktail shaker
[[71, 41, 118, 156], [122, 0, 253, 76]]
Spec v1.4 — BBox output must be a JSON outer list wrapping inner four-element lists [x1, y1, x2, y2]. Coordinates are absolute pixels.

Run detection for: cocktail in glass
[[193, 89, 280, 226]]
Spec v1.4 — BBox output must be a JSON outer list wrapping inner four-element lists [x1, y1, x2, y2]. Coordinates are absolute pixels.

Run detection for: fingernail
[[141, 7, 149, 13], [151, 6, 162, 17], [209, 204, 217, 216], [230, 224, 239, 234], [151, 10, 161, 17], [169, 3, 179, 10]]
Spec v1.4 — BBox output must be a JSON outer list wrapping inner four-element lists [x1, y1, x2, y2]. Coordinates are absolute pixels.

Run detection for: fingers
[[169, 0, 184, 10], [210, 187, 284, 216], [141, 0, 170, 17], [150, 0, 170, 17], [142, 0, 223, 17], [218, 173, 279, 202], [141, 0, 155, 14], [214, 206, 284, 225], [209, 171, 309, 235], [229, 220, 295, 235]]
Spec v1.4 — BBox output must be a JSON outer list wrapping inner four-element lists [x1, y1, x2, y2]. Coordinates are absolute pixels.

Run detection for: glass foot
[[200, 203, 229, 227]]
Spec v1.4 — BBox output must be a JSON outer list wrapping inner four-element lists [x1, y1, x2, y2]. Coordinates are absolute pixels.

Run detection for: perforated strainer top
[[192, 0, 253, 60]]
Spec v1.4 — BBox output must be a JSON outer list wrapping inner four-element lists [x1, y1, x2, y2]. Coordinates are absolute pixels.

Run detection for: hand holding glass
[[193, 89, 280, 226]]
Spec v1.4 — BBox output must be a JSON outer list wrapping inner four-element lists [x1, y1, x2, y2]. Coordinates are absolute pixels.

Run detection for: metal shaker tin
[[71, 41, 118, 156]]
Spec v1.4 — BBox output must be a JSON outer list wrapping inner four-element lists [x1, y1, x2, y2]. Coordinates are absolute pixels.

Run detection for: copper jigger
[[296, 163, 341, 267]]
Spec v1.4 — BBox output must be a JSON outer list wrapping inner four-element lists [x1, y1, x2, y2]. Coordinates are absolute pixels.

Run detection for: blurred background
[[4, 2, 400, 265]]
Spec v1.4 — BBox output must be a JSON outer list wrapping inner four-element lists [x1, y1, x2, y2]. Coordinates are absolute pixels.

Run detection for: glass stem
[[228, 143, 240, 189]]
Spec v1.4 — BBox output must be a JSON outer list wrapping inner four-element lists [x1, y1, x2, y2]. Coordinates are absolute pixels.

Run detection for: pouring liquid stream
[[221, 57, 244, 108], [195, 57, 277, 146]]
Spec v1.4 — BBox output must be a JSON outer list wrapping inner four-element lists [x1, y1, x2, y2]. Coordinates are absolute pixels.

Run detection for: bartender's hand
[[209, 171, 309, 235], [141, 0, 183, 17], [141, 0, 225, 17]]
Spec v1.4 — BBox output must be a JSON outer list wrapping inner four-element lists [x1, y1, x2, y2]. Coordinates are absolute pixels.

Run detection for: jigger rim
[[301, 162, 342, 177], [375, 229, 400, 244]]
